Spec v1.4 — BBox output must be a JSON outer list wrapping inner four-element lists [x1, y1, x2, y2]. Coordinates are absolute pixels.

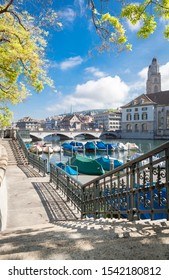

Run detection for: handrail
[[50, 163, 82, 213], [81, 140, 169, 221], [82, 140, 169, 188], [16, 130, 47, 176], [16, 129, 169, 221]]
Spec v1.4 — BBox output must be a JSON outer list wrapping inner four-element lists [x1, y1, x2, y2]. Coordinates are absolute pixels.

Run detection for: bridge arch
[[29, 130, 102, 141], [100, 131, 120, 139]]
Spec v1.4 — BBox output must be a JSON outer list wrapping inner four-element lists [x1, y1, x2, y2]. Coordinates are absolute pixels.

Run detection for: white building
[[94, 111, 121, 131], [121, 94, 155, 139], [121, 57, 169, 139]]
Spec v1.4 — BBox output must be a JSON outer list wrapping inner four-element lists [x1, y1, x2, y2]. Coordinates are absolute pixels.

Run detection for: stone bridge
[[29, 130, 120, 141]]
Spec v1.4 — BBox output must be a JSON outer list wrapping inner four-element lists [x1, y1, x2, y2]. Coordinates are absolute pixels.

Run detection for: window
[[134, 113, 139, 120], [126, 124, 132, 132], [158, 111, 162, 128], [154, 85, 158, 92], [135, 124, 139, 132], [142, 112, 147, 120], [135, 108, 138, 111], [126, 109, 132, 112], [142, 107, 147, 111], [142, 123, 147, 132], [126, 113, 132, 121]]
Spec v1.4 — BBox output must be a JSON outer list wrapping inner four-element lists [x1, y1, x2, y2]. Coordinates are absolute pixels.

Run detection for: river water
[[39, 136, 167, 166]]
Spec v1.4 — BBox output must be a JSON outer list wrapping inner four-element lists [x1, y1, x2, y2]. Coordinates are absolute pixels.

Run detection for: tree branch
[[0, 0, 14, 14]]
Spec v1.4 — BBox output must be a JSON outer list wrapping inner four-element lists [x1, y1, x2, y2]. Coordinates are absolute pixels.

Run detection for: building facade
[[94, 111, 122, 131], [121, 94, 156, 139], [16, 117, 41, 131], [121, 58, 169, 139]]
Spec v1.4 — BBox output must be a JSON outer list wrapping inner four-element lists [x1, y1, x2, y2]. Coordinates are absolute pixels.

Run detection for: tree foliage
[[0, 0, 60, 127], [88, 0, 169, 51], [1, 0, 169, 126]]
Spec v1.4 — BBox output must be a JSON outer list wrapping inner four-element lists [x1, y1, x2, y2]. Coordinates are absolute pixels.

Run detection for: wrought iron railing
[[16, 129, 169, 221], [16, 131, 47, 176], [81, 141, 169, 221], [50, 163, 82, 213]]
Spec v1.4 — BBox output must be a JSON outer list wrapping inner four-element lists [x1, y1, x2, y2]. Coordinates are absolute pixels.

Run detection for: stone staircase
[[0, 218, 169, 260], [1, 138, 169, 260], [1, 139, 28, 166]]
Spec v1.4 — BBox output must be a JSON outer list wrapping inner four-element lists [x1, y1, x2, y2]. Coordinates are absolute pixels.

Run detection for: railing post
[[93, 180, 99, 219], [81, 186, 84, 219], [67, 176, 70, 202], [165, 147, 169, 220], [128, 164, 137, 221]]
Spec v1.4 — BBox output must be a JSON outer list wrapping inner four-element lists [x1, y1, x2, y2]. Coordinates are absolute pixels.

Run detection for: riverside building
[[121, 57, 169, 139]]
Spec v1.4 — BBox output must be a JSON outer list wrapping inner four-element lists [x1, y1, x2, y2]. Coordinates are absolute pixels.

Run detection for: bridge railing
[[16, 131, 47, 176], [81, 141, 169, 221], [50, 163, 82, 213]]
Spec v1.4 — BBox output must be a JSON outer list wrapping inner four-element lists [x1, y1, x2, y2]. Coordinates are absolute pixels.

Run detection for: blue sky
[[10, 0, 169, 121]]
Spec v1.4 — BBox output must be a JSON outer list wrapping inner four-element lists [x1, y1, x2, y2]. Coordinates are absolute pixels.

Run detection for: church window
[[154, 85, 158, 92]]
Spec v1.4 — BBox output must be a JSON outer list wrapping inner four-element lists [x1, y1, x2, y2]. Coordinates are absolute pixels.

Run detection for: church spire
[[146, 57, 161, 94]]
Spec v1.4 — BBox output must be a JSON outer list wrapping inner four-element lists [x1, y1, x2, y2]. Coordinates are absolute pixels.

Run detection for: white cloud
[[129, 60, 169, 94], [59, 8, 76, 23], [138, 67, 147, 80], [85, 67, 107, 78], [126, 19, 142, 31], [160, 62, 169, 90], [74, 0, 85, 16], [47, 75, 129, 114], [60, 56, 83, 70]]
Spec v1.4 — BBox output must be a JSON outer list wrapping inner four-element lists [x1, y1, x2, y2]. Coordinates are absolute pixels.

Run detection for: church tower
[[146, 57, 161, 94]]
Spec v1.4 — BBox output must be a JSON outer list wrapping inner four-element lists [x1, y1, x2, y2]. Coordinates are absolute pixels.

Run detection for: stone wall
[[0, 143, 8, 231]]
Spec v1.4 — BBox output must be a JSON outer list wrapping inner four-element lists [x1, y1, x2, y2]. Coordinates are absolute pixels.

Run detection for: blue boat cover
[[56, 162, 78, 175]]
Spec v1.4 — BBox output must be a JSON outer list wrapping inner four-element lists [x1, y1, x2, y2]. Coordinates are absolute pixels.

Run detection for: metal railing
[[16, 129, 169, 221], [16, 131, 47, 176], [81, 141, 169, 221], [50, 163, 82, 213]]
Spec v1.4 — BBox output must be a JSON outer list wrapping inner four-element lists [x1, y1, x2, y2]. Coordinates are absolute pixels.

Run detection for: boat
[[69, 154, 105, 175], [125, 142, 139, 150], [62, 142, 78, 155], [95, 141, 106, 150], [43, 146, 53, 154], [53, 145, 61, 153], [29, 145, 42, 154], [96, 156, 124, 171], [104, 143, 116, 151], [84, 141, 98, 152], [69, 141, 84, 152], [56, 162, 78, 175], [116, 142, 128, 151]]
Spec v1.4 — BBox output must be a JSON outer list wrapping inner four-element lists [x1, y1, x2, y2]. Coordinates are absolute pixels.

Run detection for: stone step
[[0, 219, 169, 260], [1, 139, 28, 165]]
